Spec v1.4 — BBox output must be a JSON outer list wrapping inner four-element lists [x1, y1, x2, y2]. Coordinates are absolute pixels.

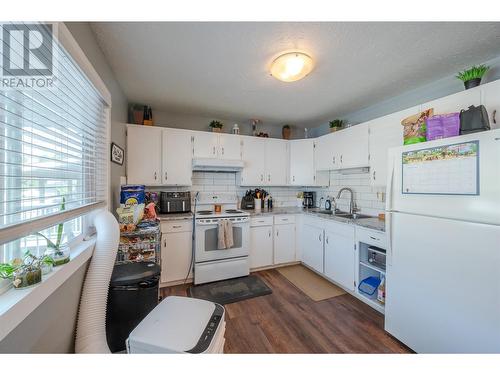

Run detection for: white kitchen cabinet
[[192, 131, 219, 159], [422, 86, 481, 114], [274, 223, 295, 264], [240, 136, 266, 185], [368, 106, 419, 186], [336, 123, 370, 169], [480, 80, 500, 130], [324, 222, 355, 291], [315, 132, 338, 171], [160, 222, 193, 284], [162, 128, 193, 186], [218, 133, 242, 160], [249, 225, 273, 269], [265, 139, 288, 185], [301, 223, 324, 273], [127, 125, 163, 185], [289, 139, 315, 186]]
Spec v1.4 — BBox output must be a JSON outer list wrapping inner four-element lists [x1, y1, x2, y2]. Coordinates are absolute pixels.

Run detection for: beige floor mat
[[277, 264, 346, 302]]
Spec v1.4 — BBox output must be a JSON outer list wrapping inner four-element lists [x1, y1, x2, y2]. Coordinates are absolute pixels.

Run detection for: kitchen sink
[[314, 209, 372, 220]]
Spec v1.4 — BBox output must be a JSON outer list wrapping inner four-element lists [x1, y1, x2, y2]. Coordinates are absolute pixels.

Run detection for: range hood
[[192, 158, 244, 172]]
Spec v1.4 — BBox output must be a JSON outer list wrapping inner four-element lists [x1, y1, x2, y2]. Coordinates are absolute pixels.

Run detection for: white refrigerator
[[384, 128, 500, 353]]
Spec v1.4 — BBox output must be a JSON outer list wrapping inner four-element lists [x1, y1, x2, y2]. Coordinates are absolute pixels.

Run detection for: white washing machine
[[126, 296, 225, 354]]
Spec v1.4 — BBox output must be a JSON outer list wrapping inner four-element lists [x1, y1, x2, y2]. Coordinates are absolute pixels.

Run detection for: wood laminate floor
[[160, 269, 411, 353]]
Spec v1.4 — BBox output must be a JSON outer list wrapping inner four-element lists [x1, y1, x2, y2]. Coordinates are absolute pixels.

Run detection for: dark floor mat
[[187, 275, 272, 305]]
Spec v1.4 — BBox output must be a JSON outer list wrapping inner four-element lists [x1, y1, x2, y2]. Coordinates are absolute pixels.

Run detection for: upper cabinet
[[193, 132, 241, 160], [480, 80, 500, 130], [218, 134, 242, 160], [337, 123, 369, 169], [314, 123, 369, 172], [127, 125, 163, 185], [162, 128, 193, 186], [240, 137, 288, 186], [192, 132, 219, 159], [289, 139, 316, 186], [240, 136, 266, 185], [368, 106, 419, 186], [265, 138, 288, 186]]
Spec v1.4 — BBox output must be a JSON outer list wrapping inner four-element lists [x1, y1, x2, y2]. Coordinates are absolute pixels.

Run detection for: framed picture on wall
[[110, 142, 124, 165]]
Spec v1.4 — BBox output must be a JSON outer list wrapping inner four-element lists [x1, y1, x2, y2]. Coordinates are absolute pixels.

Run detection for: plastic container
[[426, 113, 460, 141], [358, 276, 381, 296]]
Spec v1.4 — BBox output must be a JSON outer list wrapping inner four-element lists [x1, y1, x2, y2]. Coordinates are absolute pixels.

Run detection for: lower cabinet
[[249, 225, 274, 269], [274, 223, 295, 264], [324, 223, 356, 292], [302, 223, 324, 274], [160, 221, 193, 284]]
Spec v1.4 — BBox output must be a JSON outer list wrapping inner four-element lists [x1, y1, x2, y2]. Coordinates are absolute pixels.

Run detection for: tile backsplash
[[149, 170, 386, 215], [315, 171, 386, 216]]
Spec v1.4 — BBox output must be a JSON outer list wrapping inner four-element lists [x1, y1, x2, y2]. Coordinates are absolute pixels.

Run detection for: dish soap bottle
[[377, 276, 386, 304]]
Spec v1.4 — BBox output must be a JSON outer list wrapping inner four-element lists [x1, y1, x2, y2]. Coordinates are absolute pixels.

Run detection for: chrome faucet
[[336, 188, 358, 215]]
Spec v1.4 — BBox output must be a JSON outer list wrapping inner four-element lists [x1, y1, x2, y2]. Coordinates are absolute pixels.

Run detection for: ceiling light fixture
[[270, 52, 314, 82]]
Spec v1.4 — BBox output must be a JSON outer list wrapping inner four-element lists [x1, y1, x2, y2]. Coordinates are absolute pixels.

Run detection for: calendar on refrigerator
[[401, 141, 479, 195]]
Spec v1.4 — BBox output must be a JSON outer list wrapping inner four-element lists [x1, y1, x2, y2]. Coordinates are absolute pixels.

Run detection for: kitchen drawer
[[250, 216, 274, 227], [355, 227, 387, 248], [161, 220, 192, 233], [274, 215, 295, 225]]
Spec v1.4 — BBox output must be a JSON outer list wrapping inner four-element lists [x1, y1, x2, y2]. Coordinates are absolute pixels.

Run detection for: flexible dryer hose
[[75, 209, 119, 353]]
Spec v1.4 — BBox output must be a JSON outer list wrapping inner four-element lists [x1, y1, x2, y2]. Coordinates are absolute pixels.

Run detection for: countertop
[[243, 207, 385, 232], [157, 212, 193, 221]]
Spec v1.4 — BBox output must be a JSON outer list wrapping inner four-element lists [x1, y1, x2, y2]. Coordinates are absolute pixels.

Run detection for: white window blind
[[0, 22, 108, 247]]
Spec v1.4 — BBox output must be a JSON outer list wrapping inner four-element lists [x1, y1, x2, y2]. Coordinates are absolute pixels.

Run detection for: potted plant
[[37, 198, 70, 266], [0, 252, 54, 289], [282, 124, 291, 140], [209, 120, 224, 133], [456, 64, 489, 90], [329, 119, 344, 133]]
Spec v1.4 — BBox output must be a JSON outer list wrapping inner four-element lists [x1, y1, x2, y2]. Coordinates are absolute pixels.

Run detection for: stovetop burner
[[196, 210, 213, 215], [225, 209, 244, 214]]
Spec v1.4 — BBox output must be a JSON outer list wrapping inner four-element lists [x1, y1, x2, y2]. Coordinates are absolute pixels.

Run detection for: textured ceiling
[[90, 22, 500, 127]]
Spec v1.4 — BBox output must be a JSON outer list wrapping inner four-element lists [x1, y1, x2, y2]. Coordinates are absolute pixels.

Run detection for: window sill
[[0, 238, 96, 341]]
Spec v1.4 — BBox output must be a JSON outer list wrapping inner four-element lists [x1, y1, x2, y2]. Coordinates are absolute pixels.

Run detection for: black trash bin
[[106, 261, 161, 353]]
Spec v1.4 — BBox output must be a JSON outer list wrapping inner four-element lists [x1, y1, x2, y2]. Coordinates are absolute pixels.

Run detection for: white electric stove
[[193, 195, 250, 285]]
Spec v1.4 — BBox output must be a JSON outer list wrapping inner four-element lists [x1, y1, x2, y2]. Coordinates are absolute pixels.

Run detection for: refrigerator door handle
[[386, 211, 393, 266], [386, 151, 396, 212]]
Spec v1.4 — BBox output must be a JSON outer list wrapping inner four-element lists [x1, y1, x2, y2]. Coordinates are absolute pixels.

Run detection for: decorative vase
[[330, 127, 341, 133], [464, 78, 481, 90], [211, 127, 222, 133], [45, 244, 70, 266], [13, 267, 42, 289], [282, 127, 291, 140]]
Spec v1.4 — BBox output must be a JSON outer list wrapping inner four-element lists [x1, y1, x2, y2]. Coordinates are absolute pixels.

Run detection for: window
[[0, 22, 109, 263]]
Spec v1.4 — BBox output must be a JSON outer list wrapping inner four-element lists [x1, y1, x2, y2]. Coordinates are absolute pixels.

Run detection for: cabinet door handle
[[373, 170, 376, 181], [319, 234, 322, 242], [326, 236, 329, 245], [260, 174, 263, 181], [276, 230, 279, 237], [268, 230, 271, 237], [165, 171, 168, 181], [281, 218, 288, 221], [213, 146, 216, 155], [154, 172, 157, 180], [172, 225, 182, 229], [369, 236, 379, 241], [293, 176, 295, 182], [222, 147, 224, 155], [340, 155, 343, 163], [493, 109, 497, 124], [163, 238, 167, 247], [268, 174, 271, 182]]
